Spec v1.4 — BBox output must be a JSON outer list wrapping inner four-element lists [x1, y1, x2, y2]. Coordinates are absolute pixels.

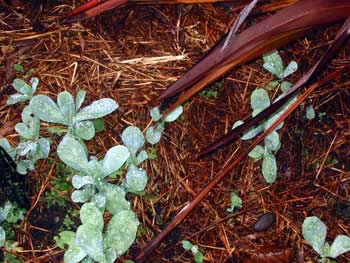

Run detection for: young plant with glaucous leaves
[[302, 216, 350, 263], [0, 201, 26, 248], [28, 90, 117, 146], [54, 105, 183, 262], [146, 106, 183, 145], [182, 240, 204, 263], [227, 191, 242, 213], [233, 50, 298, 183], [1, 78, 50, 174]]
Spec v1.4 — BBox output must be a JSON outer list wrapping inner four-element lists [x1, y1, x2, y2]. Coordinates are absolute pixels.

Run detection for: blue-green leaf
[[104, 210, 139, 257], [87, 160, 105, 182], [227, 192, 242, 213], [124, 165, 148, 193], [72, 175, 94, 189], [80, 203, 104, 231], [76, 224, 104, 262], [33, 138, 50, 160], [263, 50, 284, 78], [282, 61, 298, 78], [328, 235, 350, 258], [264, 131, 280, 152], [251, 89, 270, 111], [15, 123, 33, 139], [136, 150, 148, 165], [306, 105, 315, 120], [64, 244, 87, 263], [74, 121, 95, 140], [71, 190, 91, 203], [13, 79, 32, 95], [103, 184, 130, 215], [302, 216, 327, 256], [122, 126, 144, 155], [182, 240, 193, 251], [103, 145, 130, 177], [248, 145, 265, 160], [146, 123, 165, 145], [57, 91, 75, 122], [150, 107, 162, 121], [262, 152, 277, 183], [281, 81, 292, 93], [75, 99, 117, 122], [7, 94, 30, 105], [29, 95, 68, 125], [30, 77, 39, 93], [57, 135, 88, 172], [194, 251, 204, 263], [55, 231, 76, 249], [164, 106, 183, 122], [76, 90, 86, 111]]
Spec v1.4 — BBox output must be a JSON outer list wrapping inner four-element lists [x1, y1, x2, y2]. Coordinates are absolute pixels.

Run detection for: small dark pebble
[[253, 212, 276, 232]]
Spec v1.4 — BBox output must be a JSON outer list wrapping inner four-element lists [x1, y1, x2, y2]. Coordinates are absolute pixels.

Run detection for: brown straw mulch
[[0, 1, 349, 262]]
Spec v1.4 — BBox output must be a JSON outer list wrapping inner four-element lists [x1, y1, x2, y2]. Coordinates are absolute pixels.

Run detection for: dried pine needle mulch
[[0, 1, 350, 262]]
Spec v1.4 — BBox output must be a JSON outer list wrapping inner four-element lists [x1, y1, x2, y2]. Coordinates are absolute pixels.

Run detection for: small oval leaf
[[57, 136, 88, 172], [75, 98, 117, 122], [103, 145, 130, 176], [302, 216, 327, 255], [122, 126, 145, 155], [262, 152, 277, 183], [328, 235, 350, 258]]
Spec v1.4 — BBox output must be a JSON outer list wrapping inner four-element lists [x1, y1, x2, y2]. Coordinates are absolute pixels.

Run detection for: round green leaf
[[72, 175, 94, 189], [302, 216, 327, 255], [29, 95, 68, 125], [328, 235, 350, 258], [74, 121, 95, 140], [15, 123, 33, 139], [103, 145, 130, 177], [75, 98, 118, 122], [251, 89, 270, 111], [76, 224, 104, 262], [262, 152, 277, 183], [125, 165, 148, 193], [136, 150, 148, 165], [306, 105, 315, 120], [263, 50, 284, 78], [146, 123, 164, 145], [33, 138, 50, 160], [150, 107, 162, 121], [122, 126, 145, 155], [104, 184, 130, 215], [194, 251, 204, 263], [164, 106, 183, 122], [264, 131, 280, 152], [182, 240, 193, 251], [57, 135, 88, 172], [248, 145, 265, 160], [281, 81, 292, 93], [104, 210, 139, 256], [30, 77, 39, 93], [80, 203, 104, 230], [55, 231, 76, 249], [64, 244, 87, 263], [71, 190, 91, 203]]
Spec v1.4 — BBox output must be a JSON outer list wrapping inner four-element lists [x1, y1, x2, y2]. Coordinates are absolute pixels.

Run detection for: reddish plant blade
[[156, 0, 350, 111], [221, 0, 259, 53], [134, 18, 350, 263], [200, 16, 350, 156], [62, 0, 248, 24]]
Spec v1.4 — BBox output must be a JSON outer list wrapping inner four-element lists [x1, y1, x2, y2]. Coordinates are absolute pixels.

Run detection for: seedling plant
[[182, 240, 204, 263], [1, 75, 183, 262], [233, 50, 298, 183], [302, 216, 350, 262]]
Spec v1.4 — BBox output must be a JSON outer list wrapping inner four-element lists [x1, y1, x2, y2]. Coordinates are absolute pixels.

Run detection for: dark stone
[[253, 212, 276, 232]]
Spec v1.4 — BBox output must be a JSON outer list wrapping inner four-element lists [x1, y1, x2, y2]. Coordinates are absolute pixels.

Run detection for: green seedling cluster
[[0, 202, 25, 262], [227, 191, 242, 213], [182, 240, 204, 263], [2, 74, 183, 262], [233, 50, 298, 183], [302, 216, 350, 262]]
